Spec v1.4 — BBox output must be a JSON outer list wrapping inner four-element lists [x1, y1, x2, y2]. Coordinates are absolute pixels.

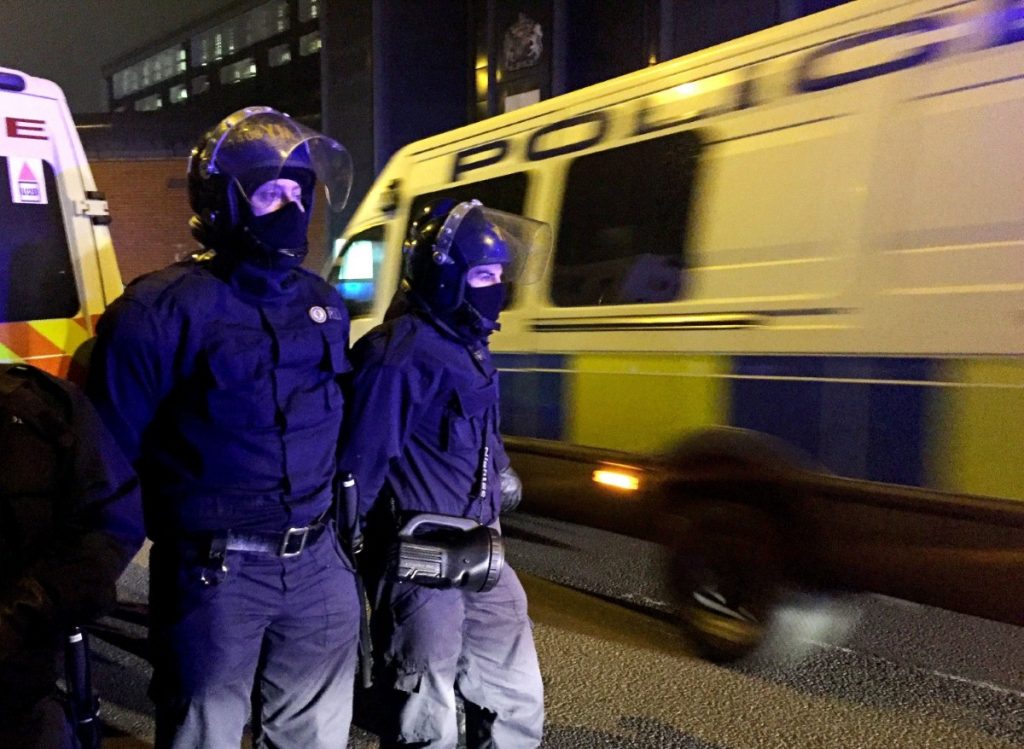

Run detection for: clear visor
[[439, 201, 552, 284], [202, 109, 353, 212]]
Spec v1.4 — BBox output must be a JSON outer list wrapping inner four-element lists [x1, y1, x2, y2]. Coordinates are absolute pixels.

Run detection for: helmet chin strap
[[457, 300, 501, 336]]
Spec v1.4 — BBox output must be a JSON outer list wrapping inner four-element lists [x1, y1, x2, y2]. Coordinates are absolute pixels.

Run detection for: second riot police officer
[[87, 107, 361, 749], [340, 199, 550, 748]]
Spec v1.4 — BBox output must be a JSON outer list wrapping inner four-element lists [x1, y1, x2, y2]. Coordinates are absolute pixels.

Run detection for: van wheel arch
[[655, 427, 821, 662]]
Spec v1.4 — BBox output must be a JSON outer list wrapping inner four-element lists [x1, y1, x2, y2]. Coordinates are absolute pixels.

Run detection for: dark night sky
[[0, 0, 238, 113]]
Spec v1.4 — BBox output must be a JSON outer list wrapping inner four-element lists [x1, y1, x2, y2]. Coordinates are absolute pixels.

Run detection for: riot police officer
[[86, 107, 361, 748], [340, 199, 549, 748], [0, 363, 143, 749]]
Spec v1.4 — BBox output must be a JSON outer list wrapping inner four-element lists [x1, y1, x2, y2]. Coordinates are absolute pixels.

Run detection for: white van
[[0, 66, 118, 382], [327, 0, 1024, 660]]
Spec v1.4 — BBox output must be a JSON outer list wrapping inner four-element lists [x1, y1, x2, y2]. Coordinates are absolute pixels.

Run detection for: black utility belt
[[211, 522, 329, 558]]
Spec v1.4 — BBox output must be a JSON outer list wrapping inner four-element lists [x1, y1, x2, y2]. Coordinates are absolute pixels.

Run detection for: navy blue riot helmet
[[404, 199, 500, 315], [187, 106, 353, 264], [402, 198, 551, 332]]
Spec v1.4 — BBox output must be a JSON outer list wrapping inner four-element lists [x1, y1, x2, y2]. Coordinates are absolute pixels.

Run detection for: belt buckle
[[279, 526, 310, 558]]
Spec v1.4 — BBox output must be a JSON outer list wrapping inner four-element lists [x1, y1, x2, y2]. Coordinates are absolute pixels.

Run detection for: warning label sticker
[[7, 158, 48, 205]]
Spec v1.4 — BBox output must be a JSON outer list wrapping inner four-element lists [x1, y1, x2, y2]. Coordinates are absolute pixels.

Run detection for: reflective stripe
[[496, 351, 1024, 502], [0, 318, 93, 380], [0, 320, 65, 358], [30, 317, 91, 356]]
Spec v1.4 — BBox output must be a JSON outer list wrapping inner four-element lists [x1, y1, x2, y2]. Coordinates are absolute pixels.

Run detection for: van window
[[327, 224, 385, 318], [551, 130, 701, 307], [408, 173, 528, 219], [0, 157, 80, 322]]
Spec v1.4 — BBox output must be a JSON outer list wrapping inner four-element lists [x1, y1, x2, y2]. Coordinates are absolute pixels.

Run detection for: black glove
[[499, 465, 523, 514]]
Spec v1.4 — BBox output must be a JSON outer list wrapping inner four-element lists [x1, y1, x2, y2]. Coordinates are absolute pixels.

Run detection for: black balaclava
[[247, 201, 310, 257], [464, 282, 506, 324], [406, 282, 502, 346], [236, 166, 315, 270], [431, 280, 506, 345]]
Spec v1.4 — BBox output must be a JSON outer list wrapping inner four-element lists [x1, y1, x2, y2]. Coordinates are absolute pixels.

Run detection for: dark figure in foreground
[[0, 364, 144, 749], [341, 199, 549, 748], [87, 107, 361, 748]]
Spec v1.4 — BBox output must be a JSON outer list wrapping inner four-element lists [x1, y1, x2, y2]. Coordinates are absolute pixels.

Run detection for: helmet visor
[[204, 109, 353, 212], [441, 202, 552, 284]]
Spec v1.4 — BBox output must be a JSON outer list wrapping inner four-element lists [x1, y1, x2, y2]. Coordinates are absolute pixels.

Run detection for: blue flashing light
[[336, 280, 374, 303], [0, 73, 26, 92]]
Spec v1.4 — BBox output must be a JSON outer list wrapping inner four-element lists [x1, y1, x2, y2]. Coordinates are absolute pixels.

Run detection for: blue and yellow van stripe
[[568, 353, 728, 454], [493, 352, 1024, 502], [927, 358, 1024, 501]]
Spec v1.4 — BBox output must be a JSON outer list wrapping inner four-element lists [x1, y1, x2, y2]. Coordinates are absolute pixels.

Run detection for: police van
[[328, 0, 1024, 659], [0, 66, 118, 382]]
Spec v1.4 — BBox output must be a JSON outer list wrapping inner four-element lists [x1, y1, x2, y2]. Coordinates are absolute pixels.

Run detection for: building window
[[191, 75, 210, 95], [134, 93, 163, 112], [219, 28, 235, 59], [270, 0, 290, 33], [299, 31, 321, 56], [112, 44, 185, 99], [192, 30, 213, 67], [219, 58, 257, 85], [298, 0, 320, 22], [242, 0, 290, 45], [112, 69, 137, 100], [169, 84, 188, 104], [269, 43, 292, 67], [473, 53, 489, 120], [191, 1, 289, 67], [550, 130, 701, 307]]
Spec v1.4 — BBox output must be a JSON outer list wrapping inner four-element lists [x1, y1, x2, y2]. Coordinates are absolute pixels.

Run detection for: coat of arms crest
[[503, 13, 543, 72]]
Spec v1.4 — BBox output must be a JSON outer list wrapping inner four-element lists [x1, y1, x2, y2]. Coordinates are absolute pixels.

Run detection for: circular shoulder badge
[[308, 305, 328, 324]]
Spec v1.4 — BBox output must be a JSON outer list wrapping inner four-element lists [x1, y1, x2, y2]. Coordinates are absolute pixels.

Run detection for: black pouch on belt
[[391, 513, 504, 592]]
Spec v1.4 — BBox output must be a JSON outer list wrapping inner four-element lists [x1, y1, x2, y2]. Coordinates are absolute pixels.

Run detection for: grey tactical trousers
[[372, 566, 544, 749]]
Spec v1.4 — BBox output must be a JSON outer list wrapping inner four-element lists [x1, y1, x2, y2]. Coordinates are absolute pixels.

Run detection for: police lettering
[[526, 112, 608, 161], [452, 141, 509, 180], [796, 16, 945, 93], [451, 2, 1024, 181]]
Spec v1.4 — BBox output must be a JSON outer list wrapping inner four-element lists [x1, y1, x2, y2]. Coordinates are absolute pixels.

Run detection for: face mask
[[246, 201, 310, 259], [464, 283, 507, 322]]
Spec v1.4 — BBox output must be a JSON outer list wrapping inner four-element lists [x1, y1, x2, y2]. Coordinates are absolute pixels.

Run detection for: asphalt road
[[90, 514, 1024, 748]]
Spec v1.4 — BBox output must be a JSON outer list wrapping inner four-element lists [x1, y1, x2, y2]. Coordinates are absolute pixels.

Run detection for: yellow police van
[[0, 66, 118, 382], [328, 0, 1024, 660]]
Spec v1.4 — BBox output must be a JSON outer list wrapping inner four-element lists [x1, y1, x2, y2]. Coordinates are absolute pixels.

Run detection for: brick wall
[[90, 159, 195, 284], [90, 158, 333, 285]]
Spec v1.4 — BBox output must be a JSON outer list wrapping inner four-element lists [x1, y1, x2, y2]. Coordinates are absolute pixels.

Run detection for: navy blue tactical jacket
[[87, 257, 351, 539], [339, 310, 510, 527], [0, 365, 143, 625]]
